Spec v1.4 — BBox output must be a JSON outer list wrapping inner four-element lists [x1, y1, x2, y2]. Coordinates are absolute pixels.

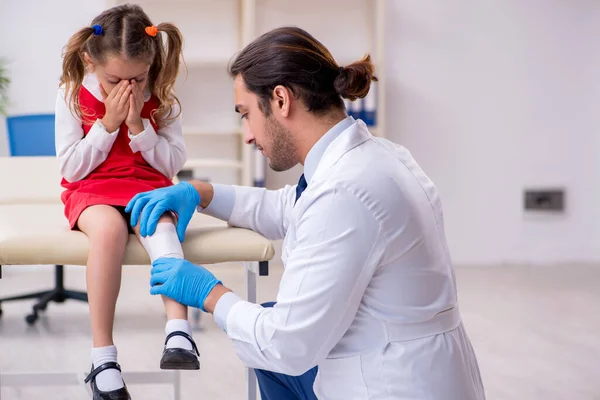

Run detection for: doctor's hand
[[149, 258, 222, 312], [126, 181, 200, 242]]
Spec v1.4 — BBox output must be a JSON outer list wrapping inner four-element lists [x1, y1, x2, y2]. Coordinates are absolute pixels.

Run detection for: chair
[[0, 113, 88, 324], [6, 114, 58, 156]]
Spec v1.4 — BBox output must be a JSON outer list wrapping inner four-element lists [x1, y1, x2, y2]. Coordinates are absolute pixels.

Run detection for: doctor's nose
[[243, 126, 255, 145]]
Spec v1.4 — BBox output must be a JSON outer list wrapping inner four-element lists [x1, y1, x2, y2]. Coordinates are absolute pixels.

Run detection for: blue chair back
[[6, 114, 56, 156]]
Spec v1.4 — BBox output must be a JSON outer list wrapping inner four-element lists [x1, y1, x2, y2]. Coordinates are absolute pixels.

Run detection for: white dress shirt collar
[[303, 116, 355, 184]]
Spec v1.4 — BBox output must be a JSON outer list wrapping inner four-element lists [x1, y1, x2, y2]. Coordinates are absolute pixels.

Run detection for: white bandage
[[140, 222, 184, 263]]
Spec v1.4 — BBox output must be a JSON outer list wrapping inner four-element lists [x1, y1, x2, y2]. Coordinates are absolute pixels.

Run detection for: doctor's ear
[[272, 85, 291, 117]]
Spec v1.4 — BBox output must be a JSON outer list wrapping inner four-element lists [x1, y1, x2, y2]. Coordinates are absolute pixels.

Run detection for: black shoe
[[84, 362, 131, 400], [160, 330, 200, 370]]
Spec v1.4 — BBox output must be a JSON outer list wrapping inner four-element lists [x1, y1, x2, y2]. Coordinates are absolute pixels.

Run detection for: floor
[[0, 262, 599, 400]]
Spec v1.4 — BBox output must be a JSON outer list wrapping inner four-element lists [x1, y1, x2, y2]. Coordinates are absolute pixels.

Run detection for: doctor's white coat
[[207, 119, 486, 399]]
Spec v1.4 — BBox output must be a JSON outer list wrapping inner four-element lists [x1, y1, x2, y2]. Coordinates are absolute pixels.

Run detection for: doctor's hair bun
[[334, 55, 378, 101]]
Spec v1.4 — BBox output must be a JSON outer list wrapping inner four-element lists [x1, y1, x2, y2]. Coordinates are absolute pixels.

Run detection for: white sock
[[140, 222, 184, 263], [165, 319, 194, 351], [90, 345, 124, 391]]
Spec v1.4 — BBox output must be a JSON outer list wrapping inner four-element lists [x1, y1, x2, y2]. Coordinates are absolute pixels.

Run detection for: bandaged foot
[[140, 222, 196, 353]]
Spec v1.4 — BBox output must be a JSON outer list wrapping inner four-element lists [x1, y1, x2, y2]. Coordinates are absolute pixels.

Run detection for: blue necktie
[[295, 174, 307, 204]]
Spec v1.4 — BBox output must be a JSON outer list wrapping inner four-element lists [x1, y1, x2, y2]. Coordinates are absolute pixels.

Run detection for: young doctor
[[127, 26, 486, 400]]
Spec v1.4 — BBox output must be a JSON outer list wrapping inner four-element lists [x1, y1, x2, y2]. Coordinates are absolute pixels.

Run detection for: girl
[[55, 4, 198, 399]]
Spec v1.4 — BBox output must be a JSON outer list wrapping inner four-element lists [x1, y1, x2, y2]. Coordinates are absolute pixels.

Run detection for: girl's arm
[[128, 102, 187, 179], [55, 87, 119, 182]]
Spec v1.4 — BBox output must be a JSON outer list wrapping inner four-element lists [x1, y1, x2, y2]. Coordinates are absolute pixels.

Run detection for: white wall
[[386, 0, 600, 266], [0, 0, 107, 155]]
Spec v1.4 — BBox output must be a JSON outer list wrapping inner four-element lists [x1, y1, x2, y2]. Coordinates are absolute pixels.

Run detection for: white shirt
[[54, 73, 187, 182], [202, 117, 486, 399]]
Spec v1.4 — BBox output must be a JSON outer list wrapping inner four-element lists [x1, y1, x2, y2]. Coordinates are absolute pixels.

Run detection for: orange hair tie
[[145, 25, 158, 37]]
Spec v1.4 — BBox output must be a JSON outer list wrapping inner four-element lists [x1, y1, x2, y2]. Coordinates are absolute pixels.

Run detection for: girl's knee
[[97, 221, 129, 242], [79, 205, 129, 241]]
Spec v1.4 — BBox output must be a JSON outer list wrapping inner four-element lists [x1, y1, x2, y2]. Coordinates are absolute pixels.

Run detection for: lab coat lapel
[[282, 121, 372, 264], [310, 120, 372, 184]]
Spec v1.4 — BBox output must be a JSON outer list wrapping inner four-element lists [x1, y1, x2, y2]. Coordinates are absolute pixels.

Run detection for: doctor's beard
[[265, 114, 297, 172]]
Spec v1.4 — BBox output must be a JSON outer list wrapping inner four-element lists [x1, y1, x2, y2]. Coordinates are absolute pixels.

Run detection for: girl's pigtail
[[151, 23, 184, 126], [59, 26, 95, 121]]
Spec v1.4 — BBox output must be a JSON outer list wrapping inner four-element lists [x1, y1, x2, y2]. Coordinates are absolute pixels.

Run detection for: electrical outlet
[[524, 189, 565, 212]]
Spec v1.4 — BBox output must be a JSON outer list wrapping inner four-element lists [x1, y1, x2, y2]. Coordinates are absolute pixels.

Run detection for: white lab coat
[[208, 119, 486, 399]]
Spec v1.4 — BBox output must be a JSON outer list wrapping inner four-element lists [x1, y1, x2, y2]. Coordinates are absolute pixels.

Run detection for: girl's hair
[[228, 26, 377, 117], [59, 4, 183, 127]]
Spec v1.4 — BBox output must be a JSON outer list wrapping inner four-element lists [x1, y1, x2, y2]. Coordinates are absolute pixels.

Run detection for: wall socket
[[523, 189, 565, 212]]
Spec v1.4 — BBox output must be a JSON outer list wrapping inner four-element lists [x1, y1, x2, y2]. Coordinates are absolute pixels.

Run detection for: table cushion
[[0, 204, 274, 266], [0, 157, 64, 204]]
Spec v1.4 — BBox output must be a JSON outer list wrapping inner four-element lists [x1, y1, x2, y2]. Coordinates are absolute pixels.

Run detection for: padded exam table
[[0, 156, 274, 400]]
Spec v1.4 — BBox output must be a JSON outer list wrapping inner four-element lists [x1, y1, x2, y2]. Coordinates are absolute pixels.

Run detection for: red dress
[[61, 85, 174, 229]]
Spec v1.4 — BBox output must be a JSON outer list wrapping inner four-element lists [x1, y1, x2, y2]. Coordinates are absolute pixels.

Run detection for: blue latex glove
[[126, 181, 200, 242], [149, 257, 221, 312]]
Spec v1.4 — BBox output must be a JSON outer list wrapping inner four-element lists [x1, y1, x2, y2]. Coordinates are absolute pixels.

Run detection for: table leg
[[244, 262, 258, 400]]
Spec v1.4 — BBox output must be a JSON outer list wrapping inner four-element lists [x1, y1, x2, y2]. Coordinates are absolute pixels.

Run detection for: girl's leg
[[133, 213, 199, 369], [77, 205, 130, 391], [140, 213, 188, 320]]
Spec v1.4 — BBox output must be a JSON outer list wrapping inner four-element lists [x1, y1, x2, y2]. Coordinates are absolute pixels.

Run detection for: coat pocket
[[314, 356, 370, 400]]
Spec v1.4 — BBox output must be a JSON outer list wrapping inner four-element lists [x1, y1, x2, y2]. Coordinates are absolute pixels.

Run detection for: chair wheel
[[25, 313, 38, 325]]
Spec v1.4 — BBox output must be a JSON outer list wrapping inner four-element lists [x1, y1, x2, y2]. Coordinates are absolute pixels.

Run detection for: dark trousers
[[255, 302, 318, 400]]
